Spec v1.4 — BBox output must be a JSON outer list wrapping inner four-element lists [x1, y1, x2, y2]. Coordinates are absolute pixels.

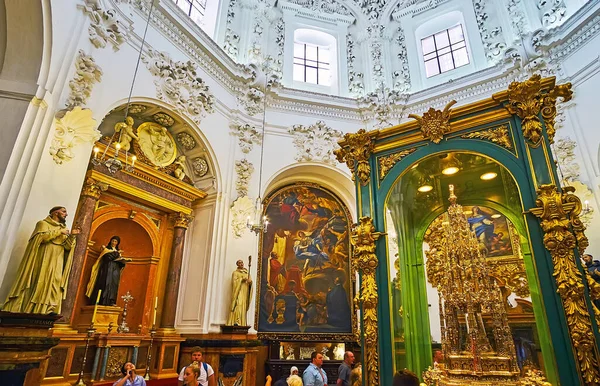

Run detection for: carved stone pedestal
[[78, 306, 122, 333], [0, 312, 60, 386], [148, 330, 185, 380]]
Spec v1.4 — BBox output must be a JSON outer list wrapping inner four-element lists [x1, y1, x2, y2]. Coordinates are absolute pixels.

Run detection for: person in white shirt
[[177, 346, 215, 386]]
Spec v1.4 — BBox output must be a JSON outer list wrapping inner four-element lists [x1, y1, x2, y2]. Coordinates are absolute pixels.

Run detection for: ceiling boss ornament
[[334, 129, 375, 186], [409, 100, 456, 144], [528, 184, 600, 384]]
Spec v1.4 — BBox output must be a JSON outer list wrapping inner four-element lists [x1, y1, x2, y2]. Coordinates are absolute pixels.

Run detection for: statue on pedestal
[[86, 236, 131, 306], [226, 258, 252, 326], [1, 206, 79, 314]]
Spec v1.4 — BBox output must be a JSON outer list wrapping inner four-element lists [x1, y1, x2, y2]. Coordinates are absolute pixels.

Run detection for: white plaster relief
[[235, 159, 255, 197], [142, 49, 215, 125], [66, 50, 103, 109], [554, 136, 595, 225], [392, 26, 411, 93], [347, 33, 365, 98], [472, 0, 508, 64], [49, 107, 101, 164], [237, 86, 265, 116], [538, 0, 567, 28], [83, 0, 127, 50], [230, 122, 263, 154], [230, 195, 256, 238], [288, 120, 342, 165]]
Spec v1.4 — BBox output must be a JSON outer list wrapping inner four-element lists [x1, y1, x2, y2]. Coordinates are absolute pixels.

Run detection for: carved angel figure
[[173, 155, 187, 180], [149, 125, 172, 163], [114, 116, 139, 152]]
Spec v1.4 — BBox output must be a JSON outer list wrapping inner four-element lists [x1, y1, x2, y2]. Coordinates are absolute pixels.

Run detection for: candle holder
[[74, 322, 96, 386], [118, 291, 134, 333], [144, 325, 157, 381]]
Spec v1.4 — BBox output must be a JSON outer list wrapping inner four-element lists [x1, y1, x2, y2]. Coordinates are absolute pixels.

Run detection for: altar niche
[[335, 76, 600, 386], [386, 152, 548, 384]]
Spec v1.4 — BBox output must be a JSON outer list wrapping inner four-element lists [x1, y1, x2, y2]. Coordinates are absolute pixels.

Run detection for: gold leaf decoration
[[506, 74, 572, 146], [541, 83, 572, 144], [378, 148, 416, 181], [350, 217, 384, 386], [529, 184, 600, 384], [409, 100, 456, 144], [460, 125, 513, 150], [334, 129, 375, 186]]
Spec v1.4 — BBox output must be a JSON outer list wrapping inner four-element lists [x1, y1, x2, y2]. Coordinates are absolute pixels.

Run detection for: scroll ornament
[[506, 74, 572, 146], [334, 129, 375, 186], [409, 100, 456, 144], [529, 184, 600, 384], [350, 217, 384, 386]]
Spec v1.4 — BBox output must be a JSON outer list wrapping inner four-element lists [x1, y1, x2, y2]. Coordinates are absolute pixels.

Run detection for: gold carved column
[[529, 185, 600, 384], [60, 176, 108, 325], [351, 217, 384, 386], [160, 212, 193, 329]]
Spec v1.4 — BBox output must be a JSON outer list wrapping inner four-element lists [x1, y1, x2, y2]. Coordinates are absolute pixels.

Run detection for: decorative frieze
[[472, 0, 507, 64], [66, 50, 103, 109], [142, 49, 215, 125], [50, 107, 100, 164], [288, 121, 342, 165]]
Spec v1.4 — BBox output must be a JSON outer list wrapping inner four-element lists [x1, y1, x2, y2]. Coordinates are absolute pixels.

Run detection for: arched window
[[421, 24, 470, 78], [291, 29, 338, 92]]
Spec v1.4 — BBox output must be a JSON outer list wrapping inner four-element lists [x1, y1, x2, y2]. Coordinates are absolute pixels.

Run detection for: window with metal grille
[[293, 43, 331, 86], [421, 25, 469, 78], [173, 0, 206, 25]]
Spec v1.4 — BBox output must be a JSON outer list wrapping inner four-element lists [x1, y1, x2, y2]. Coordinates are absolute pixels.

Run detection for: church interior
[[1, 0, 600, 385]]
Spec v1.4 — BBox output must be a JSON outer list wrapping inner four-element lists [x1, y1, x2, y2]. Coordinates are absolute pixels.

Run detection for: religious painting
[[463, 205, 514, 257], [256, 183, 354, 339]]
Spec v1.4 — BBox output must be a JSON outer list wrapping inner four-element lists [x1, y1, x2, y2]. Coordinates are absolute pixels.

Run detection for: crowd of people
[[111, 347, 435, 386]]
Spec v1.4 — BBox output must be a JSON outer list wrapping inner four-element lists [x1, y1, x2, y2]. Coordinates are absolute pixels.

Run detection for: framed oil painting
[[255, 183, 355, 340], [462, 205, 514, 258]]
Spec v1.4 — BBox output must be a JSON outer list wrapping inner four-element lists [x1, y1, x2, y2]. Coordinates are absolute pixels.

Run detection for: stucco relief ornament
[[235, 159, 254, 198], [83, 1, 126, 50], [230, 122, 263, 154], [409, 100, 456, 144], [334, 129, 375, 186], [66, 50, 103, 109], [230, 195, 256, 238], [153, 112, 175, 127], [177, 132, 197, 150], [142, 49, 215, 125], [237, 86, 264, 116], [50, 107, 100, 164], [192, 157, 209, 177], [288, 121, 342, 165]]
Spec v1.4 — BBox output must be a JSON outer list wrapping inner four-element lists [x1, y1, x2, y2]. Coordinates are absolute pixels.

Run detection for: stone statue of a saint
[[2, 206, 79, 314], [86, 236, 131, 306], [226, 259, 252, 326], [150, 125, 172, 163], [115, 116, 139, 152]]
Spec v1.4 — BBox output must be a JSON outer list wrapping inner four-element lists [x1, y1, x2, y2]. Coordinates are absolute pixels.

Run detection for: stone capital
[[81, 177, 108, 200]]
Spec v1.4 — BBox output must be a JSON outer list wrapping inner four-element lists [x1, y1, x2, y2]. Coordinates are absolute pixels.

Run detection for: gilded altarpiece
[[336, 75, 600, 386]]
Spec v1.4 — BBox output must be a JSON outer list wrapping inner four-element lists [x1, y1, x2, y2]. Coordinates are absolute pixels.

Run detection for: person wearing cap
[[2, 206, 79, 314], [287, 366, 302, 386]]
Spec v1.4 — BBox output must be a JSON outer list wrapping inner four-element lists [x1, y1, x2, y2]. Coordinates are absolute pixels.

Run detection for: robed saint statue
[[2, 206, 79, 314], [86, 236, 130, 306], [226, 258, 253, 326]]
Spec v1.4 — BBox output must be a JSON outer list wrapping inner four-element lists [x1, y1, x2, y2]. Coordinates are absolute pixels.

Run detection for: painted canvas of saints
[[256, 184, 353, 336], [463, 205, 514, 257]]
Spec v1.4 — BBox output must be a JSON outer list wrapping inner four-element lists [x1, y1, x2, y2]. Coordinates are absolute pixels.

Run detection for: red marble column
[[160, 213, 192, 329], [60, 177, 108, 324]]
